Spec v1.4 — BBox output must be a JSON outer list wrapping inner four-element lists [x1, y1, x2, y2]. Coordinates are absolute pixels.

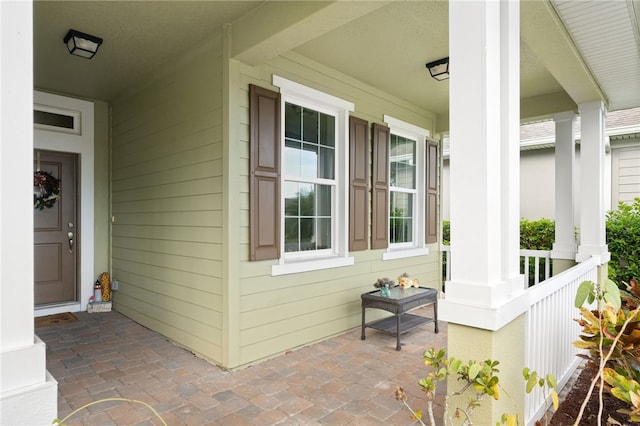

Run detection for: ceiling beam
[[521, 1, 606, 107], [521, 92, 577, 121], [231, 1, 390, 66]]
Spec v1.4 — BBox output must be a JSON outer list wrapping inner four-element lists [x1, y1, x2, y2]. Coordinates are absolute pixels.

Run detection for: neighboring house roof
[[443, 107, 640, 157]]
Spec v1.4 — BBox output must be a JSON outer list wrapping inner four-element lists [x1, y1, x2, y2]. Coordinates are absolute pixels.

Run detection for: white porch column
[[576, 101, 610, 264], [0, 2, 58, 425], [551, 112, 577, 272], [442, 0, 526, 329], [442, 0, 527, 422]]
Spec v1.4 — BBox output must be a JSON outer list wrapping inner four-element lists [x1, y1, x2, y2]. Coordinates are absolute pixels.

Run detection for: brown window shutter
[[249, 84, 281, 260], [371, 123, 389, 249], [425, 139, 439, 244], [349, 116, 369, 251]]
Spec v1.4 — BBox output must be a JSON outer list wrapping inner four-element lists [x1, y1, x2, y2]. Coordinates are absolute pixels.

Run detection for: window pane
[[320, 114, 335, 147], [298, 183, 314, 216], [318, 146, 334, 179], [299, 218, 315, 250], [390, 192, 413, 244], [284, 218, 299, 252], [317, 218, 331, 250], [284, 139, 301, 176], [285, 103, 301, 139], [284, 181, 300, 217], [303, 109, 319, 143], [390, 134, 416, 189], [301, 143, 318, 178], [34, 110, 74, 129], [316, 184, 332, 216]]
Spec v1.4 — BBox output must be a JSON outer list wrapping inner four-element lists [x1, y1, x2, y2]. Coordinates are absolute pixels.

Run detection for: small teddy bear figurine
[[397, 272, 420, 289], [398, 272, 410, 289]]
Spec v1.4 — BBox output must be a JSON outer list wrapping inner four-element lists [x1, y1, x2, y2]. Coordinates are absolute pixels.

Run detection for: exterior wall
[[233, 52, 441, 367], [611, 143, 640, 205], [110, 34, 225, 364], [444, 144, 636, 222], [109, 35, 443, 368], [519, 148, 557, 219]]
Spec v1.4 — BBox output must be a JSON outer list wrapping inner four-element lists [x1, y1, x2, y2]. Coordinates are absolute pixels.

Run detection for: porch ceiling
[[34, 1, 640, 132]]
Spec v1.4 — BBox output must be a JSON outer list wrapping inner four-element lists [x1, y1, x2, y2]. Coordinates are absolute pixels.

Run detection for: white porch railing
[[520, 249, 551, 286], [440, 245, 552, 287], [441, 244, 451, 281], [439, 246, 600, 425], [524, 256, 598, 425]]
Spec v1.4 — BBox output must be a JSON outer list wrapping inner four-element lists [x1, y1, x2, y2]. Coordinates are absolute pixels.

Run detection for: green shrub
[[607, 198, 640, 286], [442, 220, 450, 245], [520, 218, 555, 250], [443, 218, 555, 249]]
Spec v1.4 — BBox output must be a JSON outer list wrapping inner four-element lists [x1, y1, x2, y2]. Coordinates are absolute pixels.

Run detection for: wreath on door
[[34, 170, 61, 210]]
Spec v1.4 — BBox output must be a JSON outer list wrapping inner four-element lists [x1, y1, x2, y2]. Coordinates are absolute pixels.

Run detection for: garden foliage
[[574, 278, 640, 423], [396, 348, 557, 426], [606, 198, 640, 287], [519, 218, 555, 250]]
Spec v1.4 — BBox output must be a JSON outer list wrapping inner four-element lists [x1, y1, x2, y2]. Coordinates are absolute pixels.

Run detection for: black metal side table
[[361, 287, 438, 350]]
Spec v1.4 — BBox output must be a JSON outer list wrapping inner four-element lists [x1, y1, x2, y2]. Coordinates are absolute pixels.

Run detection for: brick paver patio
[[38, 307, 446, 425]]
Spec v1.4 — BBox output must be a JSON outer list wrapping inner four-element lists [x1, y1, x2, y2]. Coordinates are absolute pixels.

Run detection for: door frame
[[34, 91, 94, 316]]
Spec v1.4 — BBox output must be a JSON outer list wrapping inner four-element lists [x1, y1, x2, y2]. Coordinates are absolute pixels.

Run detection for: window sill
[[382, 247, 429, 261], [271, 256, 355, 276]]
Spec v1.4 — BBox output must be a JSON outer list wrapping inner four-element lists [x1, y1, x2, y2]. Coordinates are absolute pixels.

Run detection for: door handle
[[68, 231, 74, 253]]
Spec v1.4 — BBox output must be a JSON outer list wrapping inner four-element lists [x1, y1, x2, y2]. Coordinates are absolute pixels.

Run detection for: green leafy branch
[[396, 348, 557, 426]]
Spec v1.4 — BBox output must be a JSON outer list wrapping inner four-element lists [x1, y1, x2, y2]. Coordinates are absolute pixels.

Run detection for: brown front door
[[34, 150, 78, 306]]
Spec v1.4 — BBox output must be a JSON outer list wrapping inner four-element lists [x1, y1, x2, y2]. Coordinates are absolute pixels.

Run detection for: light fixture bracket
[[64, 29, 103, 59], [425, 57, 449, 81]]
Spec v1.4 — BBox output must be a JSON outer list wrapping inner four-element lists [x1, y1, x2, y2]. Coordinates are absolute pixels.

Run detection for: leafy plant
[[574, 279, 640, 424], [395, 348, 557, 426], [606, 198, 640, 286], [373, 277, 395, 289]]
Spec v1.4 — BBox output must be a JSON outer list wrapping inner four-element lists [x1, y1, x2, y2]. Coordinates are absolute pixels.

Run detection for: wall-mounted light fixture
[[425, 57, 449, 81], [64, 29, 103, 59]]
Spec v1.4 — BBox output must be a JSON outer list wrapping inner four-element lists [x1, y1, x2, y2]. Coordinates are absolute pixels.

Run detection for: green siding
[[111, 34, 225, 365]]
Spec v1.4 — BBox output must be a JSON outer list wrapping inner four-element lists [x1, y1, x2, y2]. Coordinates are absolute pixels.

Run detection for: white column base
[[576, 245, 611, 264], [1, 336, 47, 391], [0, 372, 57, 426], [440, 290, 529, 331], [0, 336, 57, 425], [0, 335, 58, 425], [550, 242, 577, 260]]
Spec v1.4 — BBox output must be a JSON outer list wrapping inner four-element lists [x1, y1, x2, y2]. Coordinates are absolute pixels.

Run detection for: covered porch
[[1, 1, 639, 425]]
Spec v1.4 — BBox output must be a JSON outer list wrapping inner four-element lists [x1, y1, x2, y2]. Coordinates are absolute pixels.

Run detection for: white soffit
[[553, 0, 640, 111]]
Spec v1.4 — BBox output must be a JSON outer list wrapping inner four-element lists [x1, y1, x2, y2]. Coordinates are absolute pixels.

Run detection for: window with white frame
[[283, 103, 335, 254], [390, 133, 417, 245], [383, 115, 429, 259], [272, 76, 354, 275]]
